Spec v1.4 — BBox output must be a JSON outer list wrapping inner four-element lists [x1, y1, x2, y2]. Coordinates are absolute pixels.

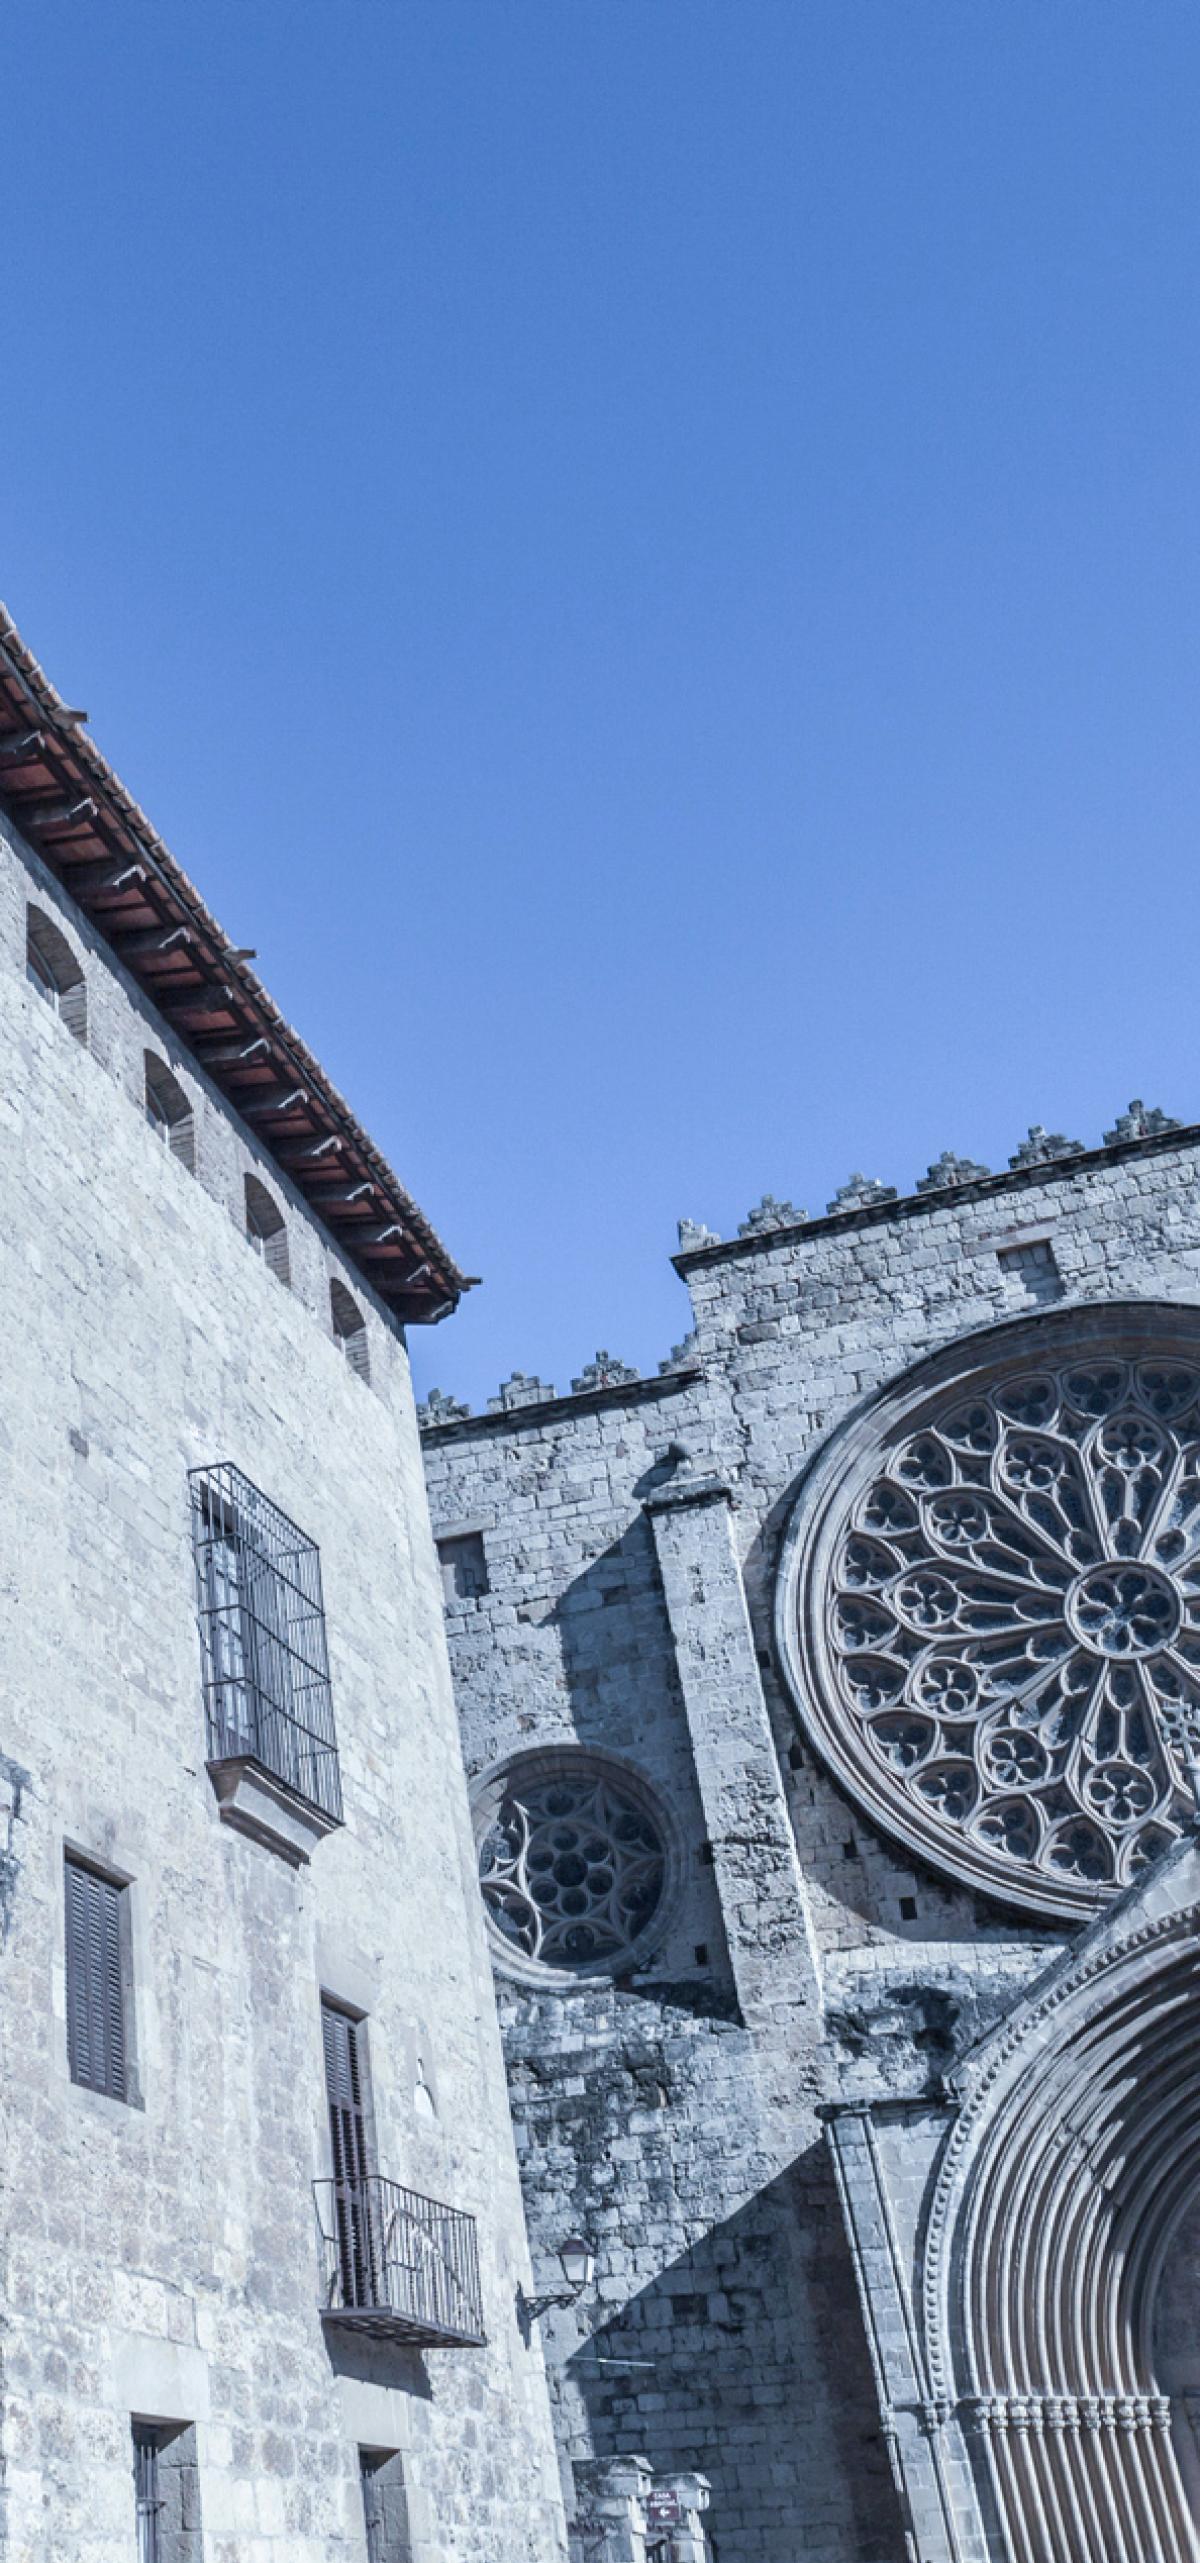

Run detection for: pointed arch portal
[[831, 1841, 1200, 2562]]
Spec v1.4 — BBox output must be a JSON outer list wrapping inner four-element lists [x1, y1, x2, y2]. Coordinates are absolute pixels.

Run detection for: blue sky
[[6, 5, 1200, 1409]]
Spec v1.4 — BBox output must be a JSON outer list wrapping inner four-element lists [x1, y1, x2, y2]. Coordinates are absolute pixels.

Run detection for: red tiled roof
[[0, 607, 471, 1324]]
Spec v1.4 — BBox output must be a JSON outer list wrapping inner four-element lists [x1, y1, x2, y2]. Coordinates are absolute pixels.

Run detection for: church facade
[[5, 598, 1200, 2563], [421, 1116, 1200, 2563]]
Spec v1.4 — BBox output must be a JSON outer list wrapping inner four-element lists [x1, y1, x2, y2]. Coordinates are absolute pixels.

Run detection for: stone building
[[0, 611, 567, 2563], [421, 1120, 1200, 2562]]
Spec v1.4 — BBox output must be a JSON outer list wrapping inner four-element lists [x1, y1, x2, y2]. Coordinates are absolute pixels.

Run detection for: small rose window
[[478, 1756, 666, 1973]]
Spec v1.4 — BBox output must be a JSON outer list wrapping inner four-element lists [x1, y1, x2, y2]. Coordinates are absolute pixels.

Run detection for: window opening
[[65, 1854, 129, 2101], [189, 1463, 342, 1824], [478, 1757, 667, 1972], [244, 1173, 290, 1284], [133, 2425, 162, 2563], [359, 2449, 413, 2563], [131, 2422, 201, 2563], [144, 1053, 195, 1171], [330, 1277, 370, 1382], [437, 1532, 489, 1604], [996, 1237, 1061, 1303], [26, 904, 87, 1042], [323, 2002, 374, 2311]]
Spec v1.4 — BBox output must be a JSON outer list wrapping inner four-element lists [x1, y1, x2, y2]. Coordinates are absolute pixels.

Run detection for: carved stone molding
[[775, 1300, 1200, 1919], [471, 1748, 680, 1986]]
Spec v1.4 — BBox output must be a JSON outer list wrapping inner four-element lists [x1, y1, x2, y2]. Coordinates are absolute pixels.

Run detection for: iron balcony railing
[[189, 1463, 343, 1826], [315, 2175, 485, 2348]]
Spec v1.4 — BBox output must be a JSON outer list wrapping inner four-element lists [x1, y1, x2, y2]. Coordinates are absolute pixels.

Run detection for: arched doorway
[[932, 1882, 1200, 2561]]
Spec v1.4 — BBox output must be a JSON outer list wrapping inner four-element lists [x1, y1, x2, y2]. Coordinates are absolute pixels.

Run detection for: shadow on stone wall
[[564, 2143, 906, 2563], [322, 2326, 434, 2405], [547, 1519, 740, 2001]]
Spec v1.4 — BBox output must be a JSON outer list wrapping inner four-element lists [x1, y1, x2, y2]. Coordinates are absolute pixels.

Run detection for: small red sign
[[646, 2489, 683, 2526]]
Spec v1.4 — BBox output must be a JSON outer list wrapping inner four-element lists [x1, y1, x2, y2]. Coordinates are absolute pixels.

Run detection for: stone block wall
[[422, 1118, 1200, 2563], [0, 810, 565, 2563]]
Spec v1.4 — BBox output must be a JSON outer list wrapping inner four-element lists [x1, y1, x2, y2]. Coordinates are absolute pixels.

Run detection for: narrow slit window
[[144, 1052, 196, 1171], [133, 2423, 161, 2563], [330, 1278, 370, 1382], [26, 904, 87, 1043], [65, 1853, 130, 2101], [244, 1173, 290, 1284], [132, 2421, 201, 2563]]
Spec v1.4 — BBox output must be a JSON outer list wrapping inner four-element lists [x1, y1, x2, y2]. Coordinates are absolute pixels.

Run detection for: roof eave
[[0, 607, 470, 1326]]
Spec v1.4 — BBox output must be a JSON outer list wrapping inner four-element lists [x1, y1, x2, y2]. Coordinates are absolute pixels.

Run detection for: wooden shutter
[[323, 2002, 373, 2307], [65, 1856, 127, 2100], [322, 2002, 371, 2187]]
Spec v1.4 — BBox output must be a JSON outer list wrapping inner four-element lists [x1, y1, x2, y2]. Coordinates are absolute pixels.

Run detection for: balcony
[[315, 2176, 485, 2348], [190, 1463, 343, 1864]]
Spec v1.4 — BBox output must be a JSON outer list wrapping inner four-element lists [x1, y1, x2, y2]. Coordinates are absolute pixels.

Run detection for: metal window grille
[[133, 2425, 162, 2563], [65, 1855, 128, 2101], [189, 1463, 343, 1825], [315, 2174, 485, 2347]]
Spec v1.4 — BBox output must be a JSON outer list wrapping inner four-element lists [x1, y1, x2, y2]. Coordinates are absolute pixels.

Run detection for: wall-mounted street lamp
[[518, 2235, 596, 2332]]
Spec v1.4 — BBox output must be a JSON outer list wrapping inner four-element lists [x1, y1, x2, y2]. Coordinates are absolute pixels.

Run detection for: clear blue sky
[[7, 5, 1200, 1409]]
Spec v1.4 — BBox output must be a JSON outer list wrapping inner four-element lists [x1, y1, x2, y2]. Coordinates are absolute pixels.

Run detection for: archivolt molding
[[775, 1299, 1200, 1921], [914, 1865, 1200, 2562]]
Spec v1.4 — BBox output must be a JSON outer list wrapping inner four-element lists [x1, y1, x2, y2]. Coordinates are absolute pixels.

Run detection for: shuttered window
[[323, 2001, 371, 2187], [65, 1855, 128, 2101], [323, 2001, 373, 2308]]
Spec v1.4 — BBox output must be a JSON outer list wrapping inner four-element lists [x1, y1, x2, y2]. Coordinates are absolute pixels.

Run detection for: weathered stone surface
[[423, 1107, 1200, 2562], [0, 806, 566, 2563]]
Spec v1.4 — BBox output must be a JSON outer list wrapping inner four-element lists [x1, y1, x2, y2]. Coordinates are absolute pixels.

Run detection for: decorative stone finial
[[827, 1172, 898, 1213], [417, 1387, 471, 1427], [915, 1151, 991, 1195], [1008, 1125, 1084, 1169], [486, 1370, 555, 1413], [658, 1331, 699, 1375], [571, 1351, 639, 1393], [738, 1194, 806, 1236], [677, 1217, 721, 1249], [1103, 1099, 1183, 1145]]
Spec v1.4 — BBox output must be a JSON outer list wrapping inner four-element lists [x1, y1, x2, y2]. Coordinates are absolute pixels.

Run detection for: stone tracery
[[478, 1760, 666, 1972], [780, 1321, 1200, 1916]]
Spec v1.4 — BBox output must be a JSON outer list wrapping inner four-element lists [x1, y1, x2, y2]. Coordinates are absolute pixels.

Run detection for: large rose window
[[777, 1315, 1200, 1918]]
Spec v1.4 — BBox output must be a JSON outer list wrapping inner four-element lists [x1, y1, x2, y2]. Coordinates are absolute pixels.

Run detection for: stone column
[[644, 1459, 818, 2112]]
